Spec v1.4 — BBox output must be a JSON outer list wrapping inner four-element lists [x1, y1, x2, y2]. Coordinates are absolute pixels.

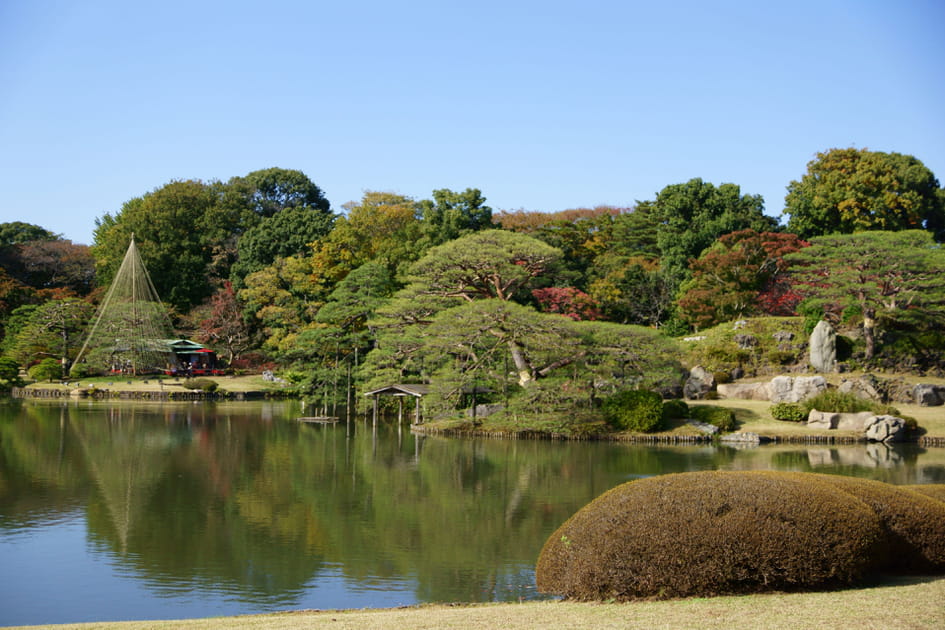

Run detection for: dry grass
[[23, 374, 286, 394], [11, 577, 945, 630]]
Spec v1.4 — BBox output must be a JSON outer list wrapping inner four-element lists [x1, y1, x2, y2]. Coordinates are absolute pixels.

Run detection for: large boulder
[[863, 415, 907, 443], [770, 375, 828, 403], [834, 411, 879, 432], [716, 382, 770, 400], [683, 366, 715, 400], [809, 320, 837, 372], [914, 384, 945, 407]]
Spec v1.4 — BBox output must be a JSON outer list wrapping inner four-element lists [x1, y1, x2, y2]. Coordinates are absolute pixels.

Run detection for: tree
[[532, 287, 602, 321], [643, 178, 777, 282], [28, 358, 62, 382], [0, 222, 58, 246], [785, 230, 945, 360], [92, 179, 237, 312], [230, 206, 336, 288], [6, 298, 94, 368], [587, 255, 674, 326], [417, 188, 493, 246], [371, 231, 564, 386], [229, 167, 331, 220], [407, 230, 562, 303], [0, 239, 95, 296], [196, 282, 252, 364], [784, 148, 945, 240], [676, 230, 809, 329]]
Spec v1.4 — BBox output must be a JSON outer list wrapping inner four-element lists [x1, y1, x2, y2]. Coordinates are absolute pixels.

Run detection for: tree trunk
[[507, 340, 533, 386]]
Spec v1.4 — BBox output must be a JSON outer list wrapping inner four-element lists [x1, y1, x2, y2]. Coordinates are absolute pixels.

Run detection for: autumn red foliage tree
[[197, 281, 252, 363], [676, 230, 808, 329], [532, 287, 602, 321]]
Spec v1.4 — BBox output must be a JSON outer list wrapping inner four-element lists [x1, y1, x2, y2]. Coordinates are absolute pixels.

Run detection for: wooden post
[[398, 396, 404, 425], [372, 395, 378, 428], [415, 396, 421, 425]]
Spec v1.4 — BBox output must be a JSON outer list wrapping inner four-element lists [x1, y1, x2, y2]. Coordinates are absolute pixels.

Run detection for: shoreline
[[8, 576, 945, 630]]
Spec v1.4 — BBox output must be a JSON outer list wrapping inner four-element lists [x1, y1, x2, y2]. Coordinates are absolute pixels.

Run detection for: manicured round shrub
[[602, 389, 664, 433], [902, 484, 945, 503], [536, 471, 886, 600], [661, 398, 689, 422], [28, 358, 62, 382], [805, 474, 945, 572], [689, 405, 735, 431], [770, 402, 807, 422], [183, 378, 218, 392]]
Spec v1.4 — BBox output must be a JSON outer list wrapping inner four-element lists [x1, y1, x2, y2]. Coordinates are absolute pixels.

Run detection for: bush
[[689, 405, 735, 432], [183, 378, 218, 392], [805, 474, 945, 573], [661, 399, 689, 422], [713, 371, 731, 384], [602, 389, 664, 433], [903, 484, 945, 503], [536, 471, 886, 600], [770, 402, 807, 422], [802, 391, 875, 415], [28, 358, 62, 382]]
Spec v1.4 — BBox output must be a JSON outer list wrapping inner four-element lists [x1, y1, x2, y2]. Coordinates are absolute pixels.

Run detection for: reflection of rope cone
[[72, 236, 177, 375], [68, 408, 169, 554]]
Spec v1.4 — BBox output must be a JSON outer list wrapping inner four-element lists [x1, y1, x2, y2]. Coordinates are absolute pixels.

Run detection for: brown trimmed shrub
[[804, 474, 945, 572], [535, 471, 886, 600], [903, 484, 945, 503]]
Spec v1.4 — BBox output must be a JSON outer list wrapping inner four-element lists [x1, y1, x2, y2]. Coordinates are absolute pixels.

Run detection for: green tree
[[28, 357, 62, 382], [644, 178, 777, 282], [784, 148, 945, 240], [417, 188, 493, 247], [239, 255, 320, 355], [0, 222, 58, 246], [92, 180, 234, 312], [6, 298, 94, 368], [785, 230, 945, 360], [230, 206, 336, 288], [230, 167, 331, 220]]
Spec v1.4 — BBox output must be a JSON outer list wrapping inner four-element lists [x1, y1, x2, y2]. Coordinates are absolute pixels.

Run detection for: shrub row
[[536, 471, 945, 601]]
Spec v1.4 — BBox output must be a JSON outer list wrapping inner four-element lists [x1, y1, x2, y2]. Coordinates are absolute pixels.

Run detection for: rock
[[733, 320, 747, 330], [686, 420, 720, 435], [839, 374, 885, 402], [684, 366, 715, 400], [734, 334, 758, 349], [834, 411, 878, 432], [770, 375, 827, 403], [717, 382, 770, 400], [809, 320, 837, 373], [466, 403, 504, 418], [863, 415, 907, 443], [914, 384, 945, 407], [719, 432, 768, 444], [807, 409, 839, 430], [773, 331, 795, 343], [682, 335, 706, 342]]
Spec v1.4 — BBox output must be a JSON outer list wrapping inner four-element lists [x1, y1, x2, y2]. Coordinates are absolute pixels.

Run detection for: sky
[[1, 0, 943, 245]]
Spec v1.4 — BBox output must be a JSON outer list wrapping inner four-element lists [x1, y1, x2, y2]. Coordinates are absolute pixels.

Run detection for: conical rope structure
[[71, 236, 178, 376]]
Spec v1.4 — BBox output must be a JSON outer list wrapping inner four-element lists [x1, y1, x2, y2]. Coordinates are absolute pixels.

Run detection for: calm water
[[1, 398, 943, 625]]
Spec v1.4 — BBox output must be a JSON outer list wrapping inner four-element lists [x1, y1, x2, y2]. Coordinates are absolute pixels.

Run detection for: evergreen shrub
[[183, 378, 218, 392], [903, 484, 945, 503], [28, 358, 62, 382], [536, 471, 886, 600], [689, 405, 735, 431], [660, 399, 689, 422], [602, 389, 664, 432], [805, 474, 945, 572], [770, 402, 807, 422]]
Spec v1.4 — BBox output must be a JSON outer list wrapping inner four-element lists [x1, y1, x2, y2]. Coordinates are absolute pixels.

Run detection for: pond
[[1, 398, 943, 625]]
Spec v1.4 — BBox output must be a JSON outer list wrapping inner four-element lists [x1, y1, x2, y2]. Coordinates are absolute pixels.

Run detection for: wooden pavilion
[[363, 384, 431, 426]]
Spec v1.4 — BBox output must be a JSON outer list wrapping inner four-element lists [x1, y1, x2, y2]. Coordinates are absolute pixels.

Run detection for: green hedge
[[689, 405, 735, 432], [770, 402, 807, 422]]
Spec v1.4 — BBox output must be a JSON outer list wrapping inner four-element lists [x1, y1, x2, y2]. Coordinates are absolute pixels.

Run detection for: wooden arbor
[[363, 384, 431, 426]]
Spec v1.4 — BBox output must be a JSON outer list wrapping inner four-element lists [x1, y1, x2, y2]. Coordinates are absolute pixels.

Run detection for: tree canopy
[[784, 148, 945, 240]]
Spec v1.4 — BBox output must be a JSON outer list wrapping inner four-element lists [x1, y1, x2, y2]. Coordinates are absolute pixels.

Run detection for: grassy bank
[[11, 576, 945, 630]]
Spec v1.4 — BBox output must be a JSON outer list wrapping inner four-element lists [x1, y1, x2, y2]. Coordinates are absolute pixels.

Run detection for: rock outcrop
[[809, 320, 837, 373], [807, 409, 907, 442]]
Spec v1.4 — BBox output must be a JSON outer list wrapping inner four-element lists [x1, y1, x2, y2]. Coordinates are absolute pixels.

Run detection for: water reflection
[[1, 398, 943, 624]]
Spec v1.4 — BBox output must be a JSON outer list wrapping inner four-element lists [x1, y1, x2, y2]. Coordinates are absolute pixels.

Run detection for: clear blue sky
[[2, 0, 943, 245]]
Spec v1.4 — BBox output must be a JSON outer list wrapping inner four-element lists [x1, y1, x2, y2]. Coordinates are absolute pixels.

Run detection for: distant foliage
[[28, 358, 62, 382], [602, 389, 664, 432], [532, 287, 602, 320]]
